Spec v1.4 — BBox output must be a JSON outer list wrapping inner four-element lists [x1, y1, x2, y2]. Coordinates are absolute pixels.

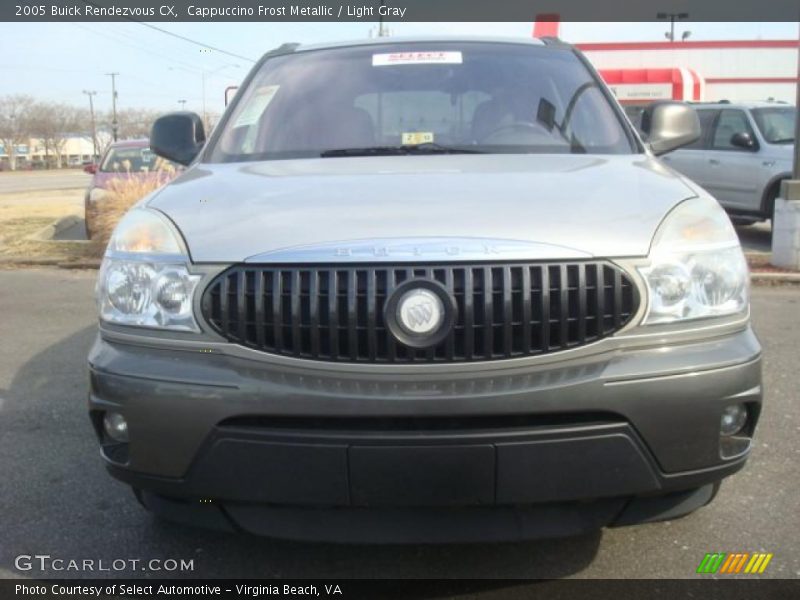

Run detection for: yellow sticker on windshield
[[402, 132, 434, 145]]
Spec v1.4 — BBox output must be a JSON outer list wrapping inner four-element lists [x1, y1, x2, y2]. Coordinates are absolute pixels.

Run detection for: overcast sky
[[1, 21, 795, 116]]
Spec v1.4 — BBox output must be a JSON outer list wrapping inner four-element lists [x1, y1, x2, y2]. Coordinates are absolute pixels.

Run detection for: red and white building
[[579, 40, 798, 105], [533, 22, 799, 105]]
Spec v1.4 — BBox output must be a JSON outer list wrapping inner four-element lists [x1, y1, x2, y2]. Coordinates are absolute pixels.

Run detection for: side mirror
[[83, 164, 98, 174], [640, 101, 701, 156], [150, 112, 206, 166], [730, 131, 757, 150]]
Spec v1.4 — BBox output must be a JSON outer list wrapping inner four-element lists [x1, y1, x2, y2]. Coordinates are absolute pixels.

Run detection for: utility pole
[[657, 12, 688, 42], [82, 90, 98, 161], [378, 0, 386, 37], [178, 99, 187, 109], [106, 72, 119, 141], [201, 70, 207, 127]]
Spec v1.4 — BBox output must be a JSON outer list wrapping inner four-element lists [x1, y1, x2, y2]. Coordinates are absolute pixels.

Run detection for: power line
[[77, 1, 256, 63], [71, 23, 209, 75], [134, 22, 257, 63]]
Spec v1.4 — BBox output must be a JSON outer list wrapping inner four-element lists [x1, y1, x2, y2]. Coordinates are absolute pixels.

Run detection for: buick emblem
[[396, 289, 444, 336], [385, 280, 456, 348]]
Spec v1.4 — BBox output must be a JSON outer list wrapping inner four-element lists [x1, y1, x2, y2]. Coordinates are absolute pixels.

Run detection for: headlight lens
[[640, 197, 748, 325], [96, 209, 201, 331]]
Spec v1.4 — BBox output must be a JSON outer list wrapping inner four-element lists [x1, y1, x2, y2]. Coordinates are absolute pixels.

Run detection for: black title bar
[[5, 0, 800, 22], [4, 579, 800, 599]]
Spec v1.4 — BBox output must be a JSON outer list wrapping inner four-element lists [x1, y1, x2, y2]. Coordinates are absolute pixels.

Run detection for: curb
[[750, 271, 800, 283], [0, 257, 102, 269], [26, 214, 89, 243]]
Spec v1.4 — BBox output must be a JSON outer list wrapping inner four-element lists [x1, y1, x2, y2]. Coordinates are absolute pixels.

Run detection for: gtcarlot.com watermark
[[15, 554, 194, 573]]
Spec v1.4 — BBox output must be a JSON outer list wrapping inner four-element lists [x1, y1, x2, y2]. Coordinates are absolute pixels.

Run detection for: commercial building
[[0, 135, 99, 170], [578, 40, 799, 105], [533, 21, 799, 105]]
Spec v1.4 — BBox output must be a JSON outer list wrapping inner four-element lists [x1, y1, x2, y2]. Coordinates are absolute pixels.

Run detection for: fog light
[[103, 412, 129, 443], [720, 404, 747, 437]]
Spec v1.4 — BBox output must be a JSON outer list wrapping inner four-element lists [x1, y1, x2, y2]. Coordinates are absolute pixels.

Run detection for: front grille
[[201, 262, 639, 363]]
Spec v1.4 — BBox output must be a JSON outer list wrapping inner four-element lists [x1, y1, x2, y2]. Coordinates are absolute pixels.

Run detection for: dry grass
[[0, 189, 87, 263]]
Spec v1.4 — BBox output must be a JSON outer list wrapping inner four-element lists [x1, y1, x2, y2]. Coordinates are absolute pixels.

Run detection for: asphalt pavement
[[0, 170, 91, 194], [0, 269, 798, 582]]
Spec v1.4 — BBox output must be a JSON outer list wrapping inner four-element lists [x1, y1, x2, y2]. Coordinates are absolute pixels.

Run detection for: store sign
[[607, 83, 674, 101]]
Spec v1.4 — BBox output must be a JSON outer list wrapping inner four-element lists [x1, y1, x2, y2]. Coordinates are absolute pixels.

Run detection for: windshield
[[100, 146, 174, 173], [208, 42, 635, 162], [752, 107, 796, 144]]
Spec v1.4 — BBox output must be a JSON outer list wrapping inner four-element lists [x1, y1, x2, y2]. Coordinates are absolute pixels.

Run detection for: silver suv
[[88, 37, 762, 543], [662, 102, 795, 223]]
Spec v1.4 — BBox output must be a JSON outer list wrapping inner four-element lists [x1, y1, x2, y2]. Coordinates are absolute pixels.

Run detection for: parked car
[[83, 139, 178, 239], [88, 37, 760, 543], [661, 102, 795, 224]]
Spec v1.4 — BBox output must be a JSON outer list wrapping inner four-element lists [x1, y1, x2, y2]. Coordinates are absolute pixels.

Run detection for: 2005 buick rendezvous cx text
[[87, 37, 762, 542]]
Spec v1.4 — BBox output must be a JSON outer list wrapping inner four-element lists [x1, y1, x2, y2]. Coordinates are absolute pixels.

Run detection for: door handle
[[709, 159, 720, 165]]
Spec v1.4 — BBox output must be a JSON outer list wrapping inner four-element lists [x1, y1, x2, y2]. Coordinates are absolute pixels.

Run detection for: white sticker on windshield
[[372, 51, 463, 66], [234, 85, 280, 128]]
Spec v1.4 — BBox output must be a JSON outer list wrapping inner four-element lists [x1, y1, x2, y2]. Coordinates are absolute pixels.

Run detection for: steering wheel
[[479, 121, 547, 144]]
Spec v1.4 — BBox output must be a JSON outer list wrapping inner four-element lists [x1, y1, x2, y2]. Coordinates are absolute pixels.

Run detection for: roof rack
[[540, 36, 572, 48]]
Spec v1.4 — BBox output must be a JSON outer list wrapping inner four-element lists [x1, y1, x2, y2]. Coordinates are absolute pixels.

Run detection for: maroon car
[[83, 139, 178, 239]]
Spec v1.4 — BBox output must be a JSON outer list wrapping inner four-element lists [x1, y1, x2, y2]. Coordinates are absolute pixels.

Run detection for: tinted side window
[[712, 109, 754, 150], [683, 109, 717, 150]]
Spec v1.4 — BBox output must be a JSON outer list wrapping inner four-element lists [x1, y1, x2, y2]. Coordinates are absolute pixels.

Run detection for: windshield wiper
[[320, 143, 484, 158]]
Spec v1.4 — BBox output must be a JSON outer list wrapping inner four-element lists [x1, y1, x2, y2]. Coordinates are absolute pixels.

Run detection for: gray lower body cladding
[[87, 327, 762, 542]]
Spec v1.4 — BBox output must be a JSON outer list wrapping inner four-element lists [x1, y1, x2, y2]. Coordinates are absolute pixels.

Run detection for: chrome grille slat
[[201, 261, 639, 364]]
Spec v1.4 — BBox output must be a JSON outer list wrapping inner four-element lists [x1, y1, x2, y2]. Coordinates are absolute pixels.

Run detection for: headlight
[[96, 209, 201, 331], [640, 197, 748, 325]]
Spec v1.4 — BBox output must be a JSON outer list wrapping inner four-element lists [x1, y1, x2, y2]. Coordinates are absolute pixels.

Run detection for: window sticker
[[234, 85, 280, 128], [401, 132, 434, 145], [372, 51, 463, 67]]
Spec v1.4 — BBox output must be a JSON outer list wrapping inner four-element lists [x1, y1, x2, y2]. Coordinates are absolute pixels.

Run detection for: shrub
[[89, 158, 176, 257]]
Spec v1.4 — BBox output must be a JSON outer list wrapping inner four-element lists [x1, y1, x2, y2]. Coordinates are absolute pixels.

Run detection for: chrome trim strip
[[99, 314, 752, 376], [244, 237, 593, 263]]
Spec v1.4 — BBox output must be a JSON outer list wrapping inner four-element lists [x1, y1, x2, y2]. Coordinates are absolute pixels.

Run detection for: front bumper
[[88, 326, 762, 542]]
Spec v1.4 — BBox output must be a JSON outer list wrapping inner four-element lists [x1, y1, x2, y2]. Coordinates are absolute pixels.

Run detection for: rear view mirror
[[640, 101, 701, 156], [150, 112, 206, 166]]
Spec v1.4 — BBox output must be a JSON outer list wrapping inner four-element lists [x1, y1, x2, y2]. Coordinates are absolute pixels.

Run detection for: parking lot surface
[[0, 268, 798, 581], [0, 170, 91, 194]]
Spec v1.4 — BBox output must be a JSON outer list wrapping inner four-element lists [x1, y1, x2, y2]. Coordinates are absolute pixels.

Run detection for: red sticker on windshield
[[372, 51, 463, 66]]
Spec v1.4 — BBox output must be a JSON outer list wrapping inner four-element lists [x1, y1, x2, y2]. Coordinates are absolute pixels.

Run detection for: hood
[[147, 154, 696, 263]]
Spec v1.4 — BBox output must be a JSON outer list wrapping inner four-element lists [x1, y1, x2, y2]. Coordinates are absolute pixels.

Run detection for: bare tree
[[99, 108, 163, 141], [0, 95, 34, 170], [28, 102, 82, 168]]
